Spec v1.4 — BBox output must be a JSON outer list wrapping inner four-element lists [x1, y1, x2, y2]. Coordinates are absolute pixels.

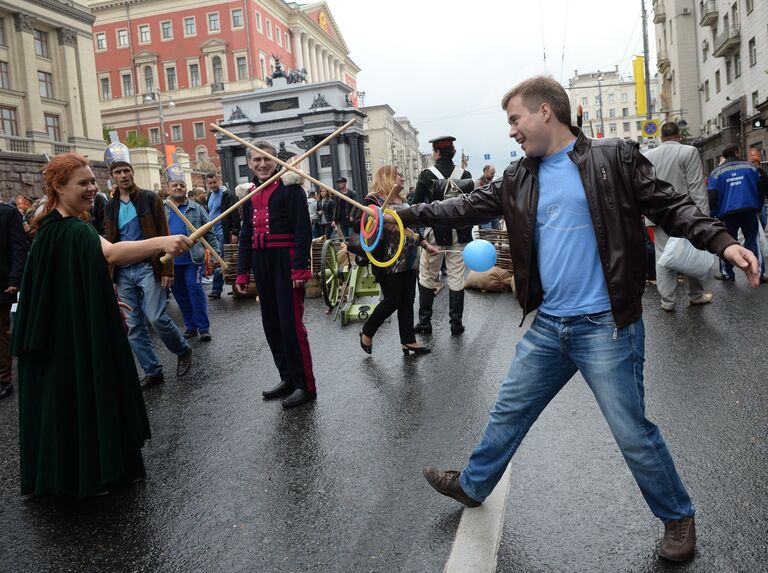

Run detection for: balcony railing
[[713, 26, 741, 57], [0, 135, 32, 153], [657, 50, 671, 74], [653, 0, 666, 24], [53, 142, 72, 155], [699, 0, 718, 26], [211, 82, 225, 93]]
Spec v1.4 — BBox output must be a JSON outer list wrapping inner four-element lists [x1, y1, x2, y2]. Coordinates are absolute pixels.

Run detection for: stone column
[[334, 59, 341, 81], [317, 45, 326, 81], [219, 147, 236, 190], [309, 40, 320, 82], [347, 134, 362, 194], [306, 136, 319, 181], [357, 133, 368, 195], [75, 31, 104, 145], [292, 28, 304, 70], [301, 35, 311, 79], [330, 138, 340, 185], [322, 51, 330, 82], [57, 28, 84, 141], [339, 62, 346, 83], [13, 13, 47, 144]]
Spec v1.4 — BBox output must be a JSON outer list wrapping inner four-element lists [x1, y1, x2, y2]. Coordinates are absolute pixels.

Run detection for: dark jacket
[[334, 189, 359, 224], [105, 185, 173, 280], [209, 186, 241, 242], [412, 157, 473, 245], [90, 192, 107, 236], [400, 128, 735, 328], [0, 204, 28, 305], [237, 175, 313, 282]]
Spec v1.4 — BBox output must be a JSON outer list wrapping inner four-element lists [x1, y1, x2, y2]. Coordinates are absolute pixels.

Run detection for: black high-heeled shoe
[[359, 330, 373, 355], [401, 344, 431, 356]]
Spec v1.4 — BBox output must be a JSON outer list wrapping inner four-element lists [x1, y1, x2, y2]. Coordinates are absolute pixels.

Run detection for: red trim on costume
[[291, 286, 316, 394], [236, 273, 250, 285], [291, 269, 313, 281]]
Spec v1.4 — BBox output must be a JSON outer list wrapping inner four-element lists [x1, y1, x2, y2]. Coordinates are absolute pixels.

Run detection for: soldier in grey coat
[[644, 122, 713, 311]]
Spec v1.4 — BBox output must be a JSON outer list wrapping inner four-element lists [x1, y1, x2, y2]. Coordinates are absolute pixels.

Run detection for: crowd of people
[[2, 72, 768, 564]]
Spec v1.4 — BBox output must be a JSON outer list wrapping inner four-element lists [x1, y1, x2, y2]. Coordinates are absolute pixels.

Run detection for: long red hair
[[35, 152, 92, 226]]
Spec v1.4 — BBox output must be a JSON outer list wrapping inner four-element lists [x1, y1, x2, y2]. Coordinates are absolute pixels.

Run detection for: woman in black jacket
[[315, 187, 335, 239]]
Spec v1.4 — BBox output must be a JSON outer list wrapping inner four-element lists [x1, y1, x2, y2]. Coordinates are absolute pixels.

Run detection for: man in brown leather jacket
[[392, 76, 759, 564]]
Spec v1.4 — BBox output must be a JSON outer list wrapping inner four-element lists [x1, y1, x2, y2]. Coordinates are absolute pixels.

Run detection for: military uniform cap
[[429, 136, 456, 149], [165, 163, 186, 183], [104, 131, 132, 169]]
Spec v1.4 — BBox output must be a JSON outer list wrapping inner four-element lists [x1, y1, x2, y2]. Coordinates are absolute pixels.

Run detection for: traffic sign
[[483, 153, 491, 160], [642, 120, 659, 138]]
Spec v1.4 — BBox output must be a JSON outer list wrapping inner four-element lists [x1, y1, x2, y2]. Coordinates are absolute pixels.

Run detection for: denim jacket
[[163, 199, 219, 265]]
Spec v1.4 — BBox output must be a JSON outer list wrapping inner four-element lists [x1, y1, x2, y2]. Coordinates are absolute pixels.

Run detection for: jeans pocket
[[584, 311, 614, 326]]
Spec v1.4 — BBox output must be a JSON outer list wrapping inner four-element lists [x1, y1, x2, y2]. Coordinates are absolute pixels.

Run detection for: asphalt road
[[0, 274, 766, 572]]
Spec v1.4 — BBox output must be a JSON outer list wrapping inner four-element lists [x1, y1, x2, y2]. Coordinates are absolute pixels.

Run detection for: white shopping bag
[[657, 237, 715, 282]]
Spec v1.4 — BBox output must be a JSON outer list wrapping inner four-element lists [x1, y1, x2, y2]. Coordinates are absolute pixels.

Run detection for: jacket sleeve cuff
[[397, 207, 417, 226], [710, 230, 738, 257], [291, 269, 313, 281], [236, 273, 250, 285]]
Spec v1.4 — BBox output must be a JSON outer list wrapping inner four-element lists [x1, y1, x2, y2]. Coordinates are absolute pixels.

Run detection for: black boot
[[414, 283, 435, 334], [449, 289, 465, 336], [262, 379, 293, 400]]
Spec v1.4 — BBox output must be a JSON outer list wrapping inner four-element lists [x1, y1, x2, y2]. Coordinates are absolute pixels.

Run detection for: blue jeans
[[171, 263, 210, 333], [459, 311, 694, 523], [116, 263, 190, 377], [720, 211, 760, 278], [479, 219, 501, 230], [212, 229, 225, 295]]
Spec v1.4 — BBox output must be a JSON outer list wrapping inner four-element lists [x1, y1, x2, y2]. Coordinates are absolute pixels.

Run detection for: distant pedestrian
[[644, 121, 713, 310], [333, 177, 358, 238], [476, 165, 501, 230], [708, 144, 764, 282], [316, 187, 335, 239], [206, 172, 241, 299], [307, 190, 319, 238]]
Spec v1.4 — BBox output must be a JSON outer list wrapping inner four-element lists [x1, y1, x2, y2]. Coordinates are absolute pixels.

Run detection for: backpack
[[428, 166, 474, 201]]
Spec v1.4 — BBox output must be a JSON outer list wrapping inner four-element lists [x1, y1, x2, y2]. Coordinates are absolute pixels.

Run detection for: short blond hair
[[501, 75, 572, 125], [369, 165, 404, 202]]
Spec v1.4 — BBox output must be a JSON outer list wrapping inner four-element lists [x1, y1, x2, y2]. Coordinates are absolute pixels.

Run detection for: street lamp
[[143, 90, 175, 165], [597, 72, 605, 138]]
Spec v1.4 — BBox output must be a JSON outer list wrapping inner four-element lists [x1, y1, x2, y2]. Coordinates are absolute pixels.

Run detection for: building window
[[0, 17, 5, 46], [255, 11, 263, 33], [196, 145, 208, 161], [38, 71, 53, 98], [609, 108, 616, 119], [144, 66, 154, 93], [715, 70, 721, 92], [138, 24, 150, 44], [607, 93, 615, 104], [266, 20, 273, 40], [581, 97, 588, 106], [621, 92, 628, 103], [161, 21, 172, 40], [166, 66, 176, 91], [126, 129, 137, 140], [231, 9, 243, 28], [704, 80, 710, 101], [148, 127, 160, 144], [34, 30, 50, 58], [170, 124, 182, 141], [734, 51, 742, 78], [276, 26, 282, 46], [365, 161, 371, 171], [184, 17, 196, 37], [583, 111, 589, 121], [208, 13, 220, 33], [117, 28, 128, 47], [212, 56, 223, 84], [0, 61, 8, 89], [622, 107, 628, 117], [236, 56, 247, 80], [44, 113, 60, 141], [0, 106, 18, 136], [100, 76, 111, 100], [259, 53, 267, 78], [746, 0, 754, 13], [725, 59, 732, 83], [752, 90, 759, 110], [749, 38, 757, 67], [594, 96, 600, 105], [194, 122, 205, 139], [122, 73, 133, 96], [636, 121, 642, 130], [702, 41, 709, 62], [96, 32, 107, 51], [609, 123, 617, 134], [189, 63, 200, 87], [623, 122, 630, 132]]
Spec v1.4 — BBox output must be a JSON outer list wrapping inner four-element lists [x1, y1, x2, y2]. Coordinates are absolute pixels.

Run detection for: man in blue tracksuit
[[164, 164, 218, 341], [708, 144, 764, 280]]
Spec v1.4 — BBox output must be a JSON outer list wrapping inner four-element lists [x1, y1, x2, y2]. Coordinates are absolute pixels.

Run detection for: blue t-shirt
[[168, 204, 192, 265], [118, 199, 144, 242], [535, 140, 611, 316], [207, 188, 223, 235]]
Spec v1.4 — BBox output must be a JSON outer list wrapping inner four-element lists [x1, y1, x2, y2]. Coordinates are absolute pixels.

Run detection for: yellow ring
[[366, 208, 405, 268]]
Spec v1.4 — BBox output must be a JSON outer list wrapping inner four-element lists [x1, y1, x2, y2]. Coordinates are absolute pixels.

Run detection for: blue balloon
[[463, 239, 497, 272]]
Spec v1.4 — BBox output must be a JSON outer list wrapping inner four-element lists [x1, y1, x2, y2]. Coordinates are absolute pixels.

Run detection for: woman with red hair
[[11, 153, 191, 497]]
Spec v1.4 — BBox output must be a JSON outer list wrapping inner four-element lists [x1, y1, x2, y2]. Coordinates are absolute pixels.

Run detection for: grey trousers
[[653, 227, 705, 307]]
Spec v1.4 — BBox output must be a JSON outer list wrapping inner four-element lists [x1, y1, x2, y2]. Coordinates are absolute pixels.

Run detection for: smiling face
[[506, 94, 552, 158], [248, 152, 277, 183], [169, 180, 188, 201], [56, 165, 97, 217]]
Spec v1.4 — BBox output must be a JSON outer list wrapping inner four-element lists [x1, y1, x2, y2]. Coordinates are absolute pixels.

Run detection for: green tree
[[125, 131, 148, 148]]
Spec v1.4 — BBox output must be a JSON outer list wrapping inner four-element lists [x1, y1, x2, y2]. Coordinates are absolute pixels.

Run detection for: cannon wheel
[[320, 239, 340, 309]]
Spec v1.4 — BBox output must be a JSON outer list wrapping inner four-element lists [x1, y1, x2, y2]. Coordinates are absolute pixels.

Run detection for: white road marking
[[443, 464, 512, 573]]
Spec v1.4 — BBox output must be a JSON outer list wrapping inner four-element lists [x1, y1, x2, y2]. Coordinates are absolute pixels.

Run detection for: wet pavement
[[1, 275, 767, 572]]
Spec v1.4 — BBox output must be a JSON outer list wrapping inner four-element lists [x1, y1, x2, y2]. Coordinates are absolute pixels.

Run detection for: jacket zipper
[[600, 165, 614, 208], [519, 173, 539, 327]]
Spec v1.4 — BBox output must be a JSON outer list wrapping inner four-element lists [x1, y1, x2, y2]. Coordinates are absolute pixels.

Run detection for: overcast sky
[[327, 0, 657, 176]]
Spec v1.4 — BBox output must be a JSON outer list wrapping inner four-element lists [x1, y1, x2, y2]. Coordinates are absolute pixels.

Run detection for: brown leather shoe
[[422, 467, 481, 508], [659, 517, 696, 562]]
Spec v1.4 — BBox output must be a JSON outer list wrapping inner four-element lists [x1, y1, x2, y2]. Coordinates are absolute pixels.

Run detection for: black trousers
[[362, 270, 418, 344], [250, 248, 316, 393]]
